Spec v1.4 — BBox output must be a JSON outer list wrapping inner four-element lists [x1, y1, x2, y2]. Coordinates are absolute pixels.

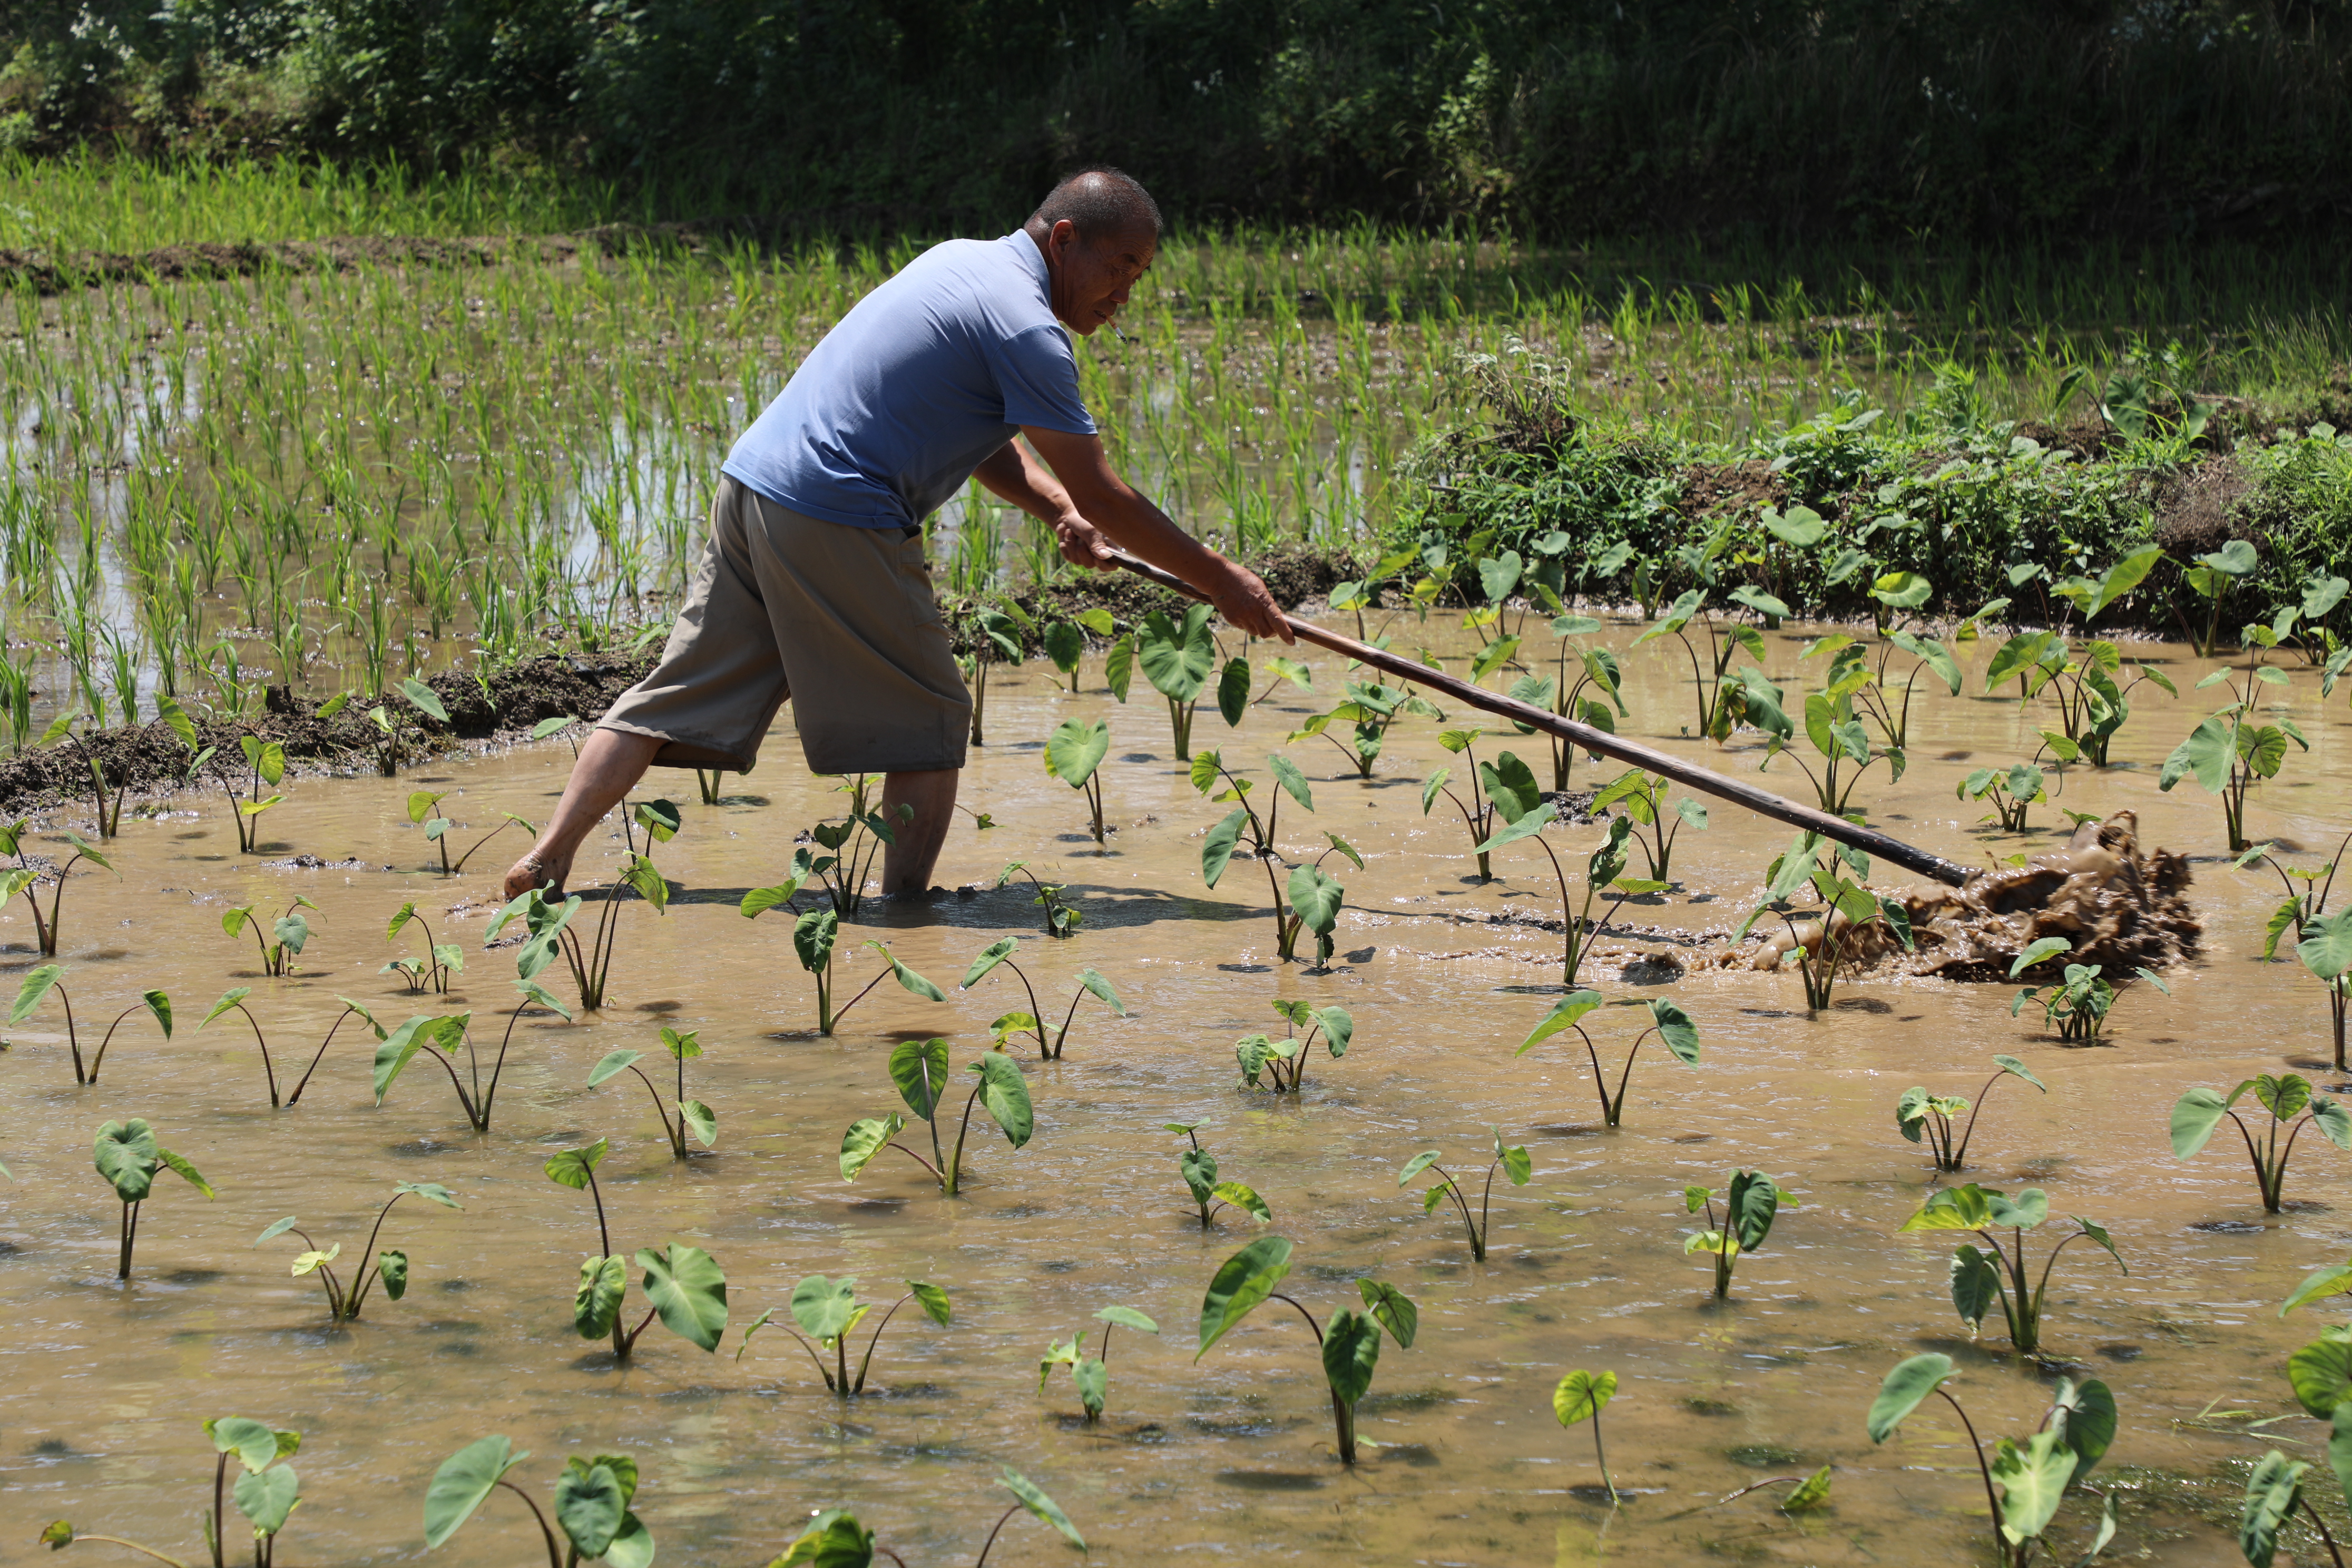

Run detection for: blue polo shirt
[[722, 230, 1098, 529]]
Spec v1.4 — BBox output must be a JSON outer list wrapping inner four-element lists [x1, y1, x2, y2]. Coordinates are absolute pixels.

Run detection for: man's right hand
[[1210, 560, 1292, 642]]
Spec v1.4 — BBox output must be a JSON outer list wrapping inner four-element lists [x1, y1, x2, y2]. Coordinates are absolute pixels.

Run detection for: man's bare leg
[[880, 768, 959, 895], [502, 729, 665, 900]]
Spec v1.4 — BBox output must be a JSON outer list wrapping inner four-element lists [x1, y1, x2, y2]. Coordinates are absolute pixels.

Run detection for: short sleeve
[[989, 323, 1096, 436]]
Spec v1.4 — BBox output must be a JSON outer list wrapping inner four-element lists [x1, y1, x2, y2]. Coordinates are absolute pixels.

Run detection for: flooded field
[[2, 603, 2345, 1565]]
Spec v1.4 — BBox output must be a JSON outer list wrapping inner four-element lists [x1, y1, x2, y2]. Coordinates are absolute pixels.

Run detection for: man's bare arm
[[1012, 426, 1291, 642]]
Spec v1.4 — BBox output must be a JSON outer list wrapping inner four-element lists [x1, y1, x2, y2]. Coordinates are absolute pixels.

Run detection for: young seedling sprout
[[1897, 1055, 2049, 1171], [1867, 1354, 2119, 1568], [221, 895, 317, 977], [1168, 1123, 1272, 1229], [1194, 1236, 1418, 1464], [1683, 1172, 1783, 1299], [0, 821, 116, 956], [375, 983, 572, 1132], [195, 987, 286, 1106], [384, 900, 463, 995], [992, 859, 1083, 937], [1233, 999, 1354, 1093], [959, 936, 1123, 1060], [588, 1027, 715, 1157], [1552, 1370, 1619, 1504], [94, 1118, 213, 1279], [422, 1435, 656, 1567], [1516, 991, 1699, 1128], [1898, 1184, 2125, 1355], [1398, 1130, 1531, 1261], [253, 1182, 461, 1322], [407, 789, 533, 876], [542, 1138, 729, 1361], [2171, 1073, 2352, 1214], [1041, 1305, 1158, 1423], [768, 1471, 1085, 1566], [1478, 810, 1659, 988], [739, 1277, 951, 1396], [1195, 749, 1361, 963], [840, 1037, 1033, 1197], [1043, 717, 1111, 844], [43, 1415, 303, 1568], [2008, 936, 2170, 1043]]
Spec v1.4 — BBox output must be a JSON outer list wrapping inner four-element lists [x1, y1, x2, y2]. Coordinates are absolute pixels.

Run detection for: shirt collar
[[1006, 229, 1050, 297]]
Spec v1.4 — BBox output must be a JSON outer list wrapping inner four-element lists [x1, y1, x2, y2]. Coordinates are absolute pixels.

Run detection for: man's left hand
[[1053, 512, 1117, 570]]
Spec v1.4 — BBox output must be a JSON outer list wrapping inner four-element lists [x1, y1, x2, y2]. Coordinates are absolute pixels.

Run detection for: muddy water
[[3, 609, 2348, 1566]]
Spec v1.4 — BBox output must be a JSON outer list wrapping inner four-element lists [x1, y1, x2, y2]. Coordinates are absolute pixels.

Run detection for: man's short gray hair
[[1030, 166, 1162, 243]]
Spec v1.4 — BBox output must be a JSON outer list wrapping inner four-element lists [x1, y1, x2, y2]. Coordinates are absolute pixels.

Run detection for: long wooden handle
[[1104, 548, 1974, 888]]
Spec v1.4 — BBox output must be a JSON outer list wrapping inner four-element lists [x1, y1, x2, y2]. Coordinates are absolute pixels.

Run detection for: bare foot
[[502, 847, 572, 903]]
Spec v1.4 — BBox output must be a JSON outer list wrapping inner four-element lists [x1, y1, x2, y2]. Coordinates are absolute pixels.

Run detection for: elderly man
[[503, 167, 1286, 905]]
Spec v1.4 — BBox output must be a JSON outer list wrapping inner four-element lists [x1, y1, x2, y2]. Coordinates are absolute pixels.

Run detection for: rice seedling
[[739, 1277, 952, 1396]]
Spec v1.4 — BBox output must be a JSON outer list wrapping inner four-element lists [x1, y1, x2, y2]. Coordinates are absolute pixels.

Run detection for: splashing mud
[[1738, 810, 2201, 979]]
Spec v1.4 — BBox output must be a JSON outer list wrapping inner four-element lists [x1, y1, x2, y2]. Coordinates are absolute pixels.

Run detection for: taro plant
[[959, 936, 1123, 1060], [839, 1037, 1032, 1197], [738, 1276, 952, 1396], [384, 900, 463, 995], [543, 1138, 729, 1361], [1515, 990, 1699, 1128], [222, 896, 317, 978], [1041, 1306, 1158, 1424], [1480, 810, 1660, 987], [1168, 1122, 1272, 1228], [1397, 1130, 1531, 1261], [1682, 1172, 1783, 1300], [2238, 1447, 2352, 1568], [1799, 624, 1961, 754], [1043, 717, 1110, 845], [41, 711, 130, 837], [1194, 1236, 1418, 1464], [365, 674, 447, 777], [1958, 761, 2053, 834], [992, 859, 1082, 938], [1737, 833, 1915, 1011], [1421, 728, 1534, 880], [1629, 580, 1768, 741], [2159, 660, 2308, 851], [1898, 1184, 2125, 1355], [407, 789, 532, 876], [423, 1435, 654, 1567], [1288, 678, 1441, 779], [1552, 1370, 1620, 1504], [1234, 999, 1354, 1093], [1508, 613, 1627, 791], [1759, 669, 1906, 818], [2298, 906, 2352, 1069], [2171, 1074, 2352, 1214], [252, 1182, 462, 1322], [40, 1415, 303, 1568], [222, 733, 286, 853], [739, 894, 942, 1036], [94, 1117, 213, 1279], [1867, 1354, 2119, 1568], [1195, 749, 1361, 963], [587, 1027, 715, 1157], [488, 799, 679, 1012], [963, 604, 1024, 746], [196, 987, 285, 1106], [1591, 768, 1708, 883], [1897, 1056, 2049, 1171], [0, 820, 115, 956], [9, 964, 169, 1086], [1043, 606, 1114, 692], [374, 983, 573, 1132], [283, 997, 387, 1106], [765, 1471, 1085, 1565], [2008, 936, 2170, 1044], [789, 777, 911, 918], [1138, 602, 1216, 759]]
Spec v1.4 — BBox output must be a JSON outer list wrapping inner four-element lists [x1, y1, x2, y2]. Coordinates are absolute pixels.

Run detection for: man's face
[[1043, 219, 1154, 336]]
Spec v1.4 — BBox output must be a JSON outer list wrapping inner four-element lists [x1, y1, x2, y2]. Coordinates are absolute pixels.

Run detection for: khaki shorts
[[597, 476, 971, 775]]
